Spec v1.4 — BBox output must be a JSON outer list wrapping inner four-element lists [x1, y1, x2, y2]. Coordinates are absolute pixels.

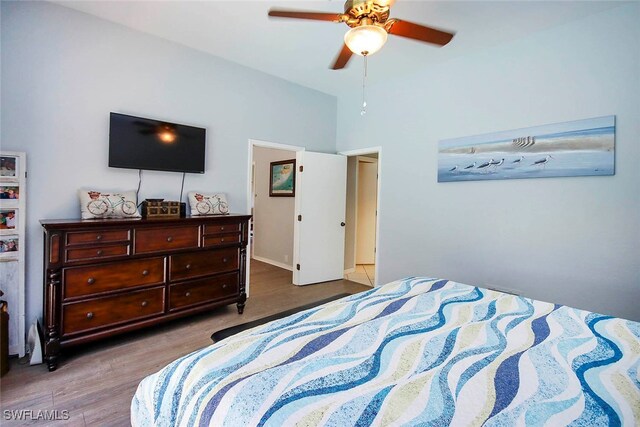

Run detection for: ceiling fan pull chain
[[361, 55, 368, 116]]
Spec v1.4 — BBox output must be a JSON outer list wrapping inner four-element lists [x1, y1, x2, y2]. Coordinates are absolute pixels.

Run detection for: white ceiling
[[53, 0, 624, 96]]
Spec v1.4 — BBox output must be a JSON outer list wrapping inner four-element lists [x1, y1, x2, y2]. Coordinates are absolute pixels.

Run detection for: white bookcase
[[0, 151, 26, 357]]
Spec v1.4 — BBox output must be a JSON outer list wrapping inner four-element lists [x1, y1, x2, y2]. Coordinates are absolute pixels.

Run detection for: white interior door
[[293, 151, 347, 285]]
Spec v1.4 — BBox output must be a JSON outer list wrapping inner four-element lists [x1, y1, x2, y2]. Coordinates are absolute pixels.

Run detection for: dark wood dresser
[[41, 214, 250, 371]]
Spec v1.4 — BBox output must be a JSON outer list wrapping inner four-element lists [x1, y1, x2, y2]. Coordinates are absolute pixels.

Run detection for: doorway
[[246, 142, 381, 293], [340, 148, 381, 287], [246, 139, 305, 296]]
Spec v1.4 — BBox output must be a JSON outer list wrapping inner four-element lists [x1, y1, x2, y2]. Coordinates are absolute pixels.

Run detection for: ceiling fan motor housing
[[343, 0, 391, 27]]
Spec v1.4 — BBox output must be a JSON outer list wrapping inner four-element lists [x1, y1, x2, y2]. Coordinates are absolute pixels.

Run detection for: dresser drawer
[[203, 222, 241, 235], [63, 257, 165, 299], [170, 248, 239, 281], [65, 244, 130, 262], [66, 229, 130, 246], [169, 272, 239, 311], [203, 233, 241, 248], [135, 226, 199, 254], [62, 287, 165, 336]]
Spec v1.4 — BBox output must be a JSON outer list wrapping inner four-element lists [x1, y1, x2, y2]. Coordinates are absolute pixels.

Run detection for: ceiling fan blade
[[387, 19, 455, 46], [268, 9, 345, 22], [331, 44, 353, 70]]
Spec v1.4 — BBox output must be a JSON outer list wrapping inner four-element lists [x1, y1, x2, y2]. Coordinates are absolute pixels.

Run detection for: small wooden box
[[142, 200, 181, 219]]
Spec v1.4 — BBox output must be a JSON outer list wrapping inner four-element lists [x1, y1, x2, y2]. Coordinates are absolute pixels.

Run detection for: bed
[[131, 277, 640, 426]]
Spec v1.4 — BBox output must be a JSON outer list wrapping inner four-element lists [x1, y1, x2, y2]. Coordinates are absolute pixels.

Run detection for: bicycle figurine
[[194, 193, 228, 215], [87, 191, 137, 216]]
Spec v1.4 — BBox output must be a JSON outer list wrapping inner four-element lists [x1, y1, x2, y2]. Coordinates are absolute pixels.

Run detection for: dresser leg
[[44, 334, 60, 371], [237, 292, 247, 314], [46, 354, 58, 372], [44, 268, 62, 372]]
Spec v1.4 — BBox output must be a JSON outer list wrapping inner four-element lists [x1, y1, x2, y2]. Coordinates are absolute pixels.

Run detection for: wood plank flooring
[[0, 260, 369, 426]]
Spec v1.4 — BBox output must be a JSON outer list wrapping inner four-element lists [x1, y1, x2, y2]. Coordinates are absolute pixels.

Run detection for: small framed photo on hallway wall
[[269, 159, 296, 197]]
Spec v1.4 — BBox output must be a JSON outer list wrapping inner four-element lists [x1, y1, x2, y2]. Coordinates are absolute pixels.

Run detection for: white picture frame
[[0, 208, 18, 234], [0, 185, 20, 206], [0, 155, 19, 182], [0, 150, 26, 356], [0, 235, 19, 259]]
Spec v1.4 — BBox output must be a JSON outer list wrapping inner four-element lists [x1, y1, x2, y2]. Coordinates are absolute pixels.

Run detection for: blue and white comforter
[[132, 278, 640, 426]]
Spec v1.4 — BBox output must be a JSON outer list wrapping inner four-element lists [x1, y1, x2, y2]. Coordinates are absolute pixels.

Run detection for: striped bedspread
[[131, 278, 640, 426]]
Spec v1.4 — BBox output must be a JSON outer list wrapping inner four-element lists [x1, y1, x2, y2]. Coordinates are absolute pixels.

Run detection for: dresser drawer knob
[[96, 235, 103, 241], [96, 250, 103, 256], [166, 236, 173, 242], [221, 226, 225, 231], [141, 300, 148, 307], [87, 277, 95, 285], [222, 258, 228, 263], [185, 264, 191, 270], [86, 312, 94, 319], [185, 291, 191, 297], [220, 238, 225, 242], [142, 270, 149, 276], [222, 284, 227, 289]]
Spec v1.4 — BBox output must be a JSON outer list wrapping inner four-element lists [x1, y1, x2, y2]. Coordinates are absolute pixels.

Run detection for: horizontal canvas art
[[438, 116, 615, 182]]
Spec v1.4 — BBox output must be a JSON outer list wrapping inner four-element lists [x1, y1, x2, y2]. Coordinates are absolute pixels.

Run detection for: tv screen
[[109, 113, 206, 173]]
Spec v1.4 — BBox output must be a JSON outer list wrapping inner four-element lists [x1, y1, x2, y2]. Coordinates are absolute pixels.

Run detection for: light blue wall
[[1, 1, 337, 325], [337, 4, 640, 321]]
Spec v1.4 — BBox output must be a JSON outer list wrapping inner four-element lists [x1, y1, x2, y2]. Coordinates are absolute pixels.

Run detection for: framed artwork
[[438, 115, 615, 182], [0, 209, 17, 232], [0, 186, 20, 201], [0, 156, 19, 181], [0, 235, 19, 257], [269, 159, 296, 197]]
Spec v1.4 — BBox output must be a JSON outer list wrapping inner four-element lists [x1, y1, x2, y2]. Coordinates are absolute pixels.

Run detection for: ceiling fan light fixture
[[344, 24, 388, 56]]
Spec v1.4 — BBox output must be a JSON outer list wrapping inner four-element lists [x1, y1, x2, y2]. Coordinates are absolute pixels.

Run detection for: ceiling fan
[[268, 0, 456, 70]]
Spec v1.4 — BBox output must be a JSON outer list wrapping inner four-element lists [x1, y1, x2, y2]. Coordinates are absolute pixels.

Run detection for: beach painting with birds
[[438, 116, 615, 182]]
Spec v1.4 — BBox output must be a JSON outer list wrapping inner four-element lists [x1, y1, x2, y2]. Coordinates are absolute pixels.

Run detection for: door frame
[[338, 147, 382, 286], [355, 156, 378, 265], [246, 139, 305, 297]]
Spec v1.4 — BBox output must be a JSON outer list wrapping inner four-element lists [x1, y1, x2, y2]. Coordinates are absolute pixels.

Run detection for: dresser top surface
[[41, 214, 251, 229]]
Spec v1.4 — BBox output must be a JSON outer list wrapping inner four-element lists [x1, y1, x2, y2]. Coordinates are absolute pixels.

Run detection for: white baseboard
[[251, 255, 294, 272]]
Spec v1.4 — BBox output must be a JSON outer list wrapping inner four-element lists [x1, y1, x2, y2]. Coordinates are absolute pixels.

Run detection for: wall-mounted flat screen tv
[[109, 112, 206, 173]]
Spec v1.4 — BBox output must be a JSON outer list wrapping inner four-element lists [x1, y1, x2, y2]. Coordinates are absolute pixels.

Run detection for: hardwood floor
[[0, 260, 370, 426]]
